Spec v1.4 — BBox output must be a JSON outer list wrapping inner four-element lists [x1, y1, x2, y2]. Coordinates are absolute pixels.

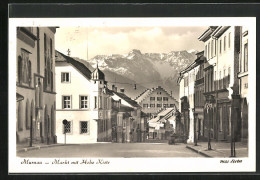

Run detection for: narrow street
[[17, 143, 204, 158]]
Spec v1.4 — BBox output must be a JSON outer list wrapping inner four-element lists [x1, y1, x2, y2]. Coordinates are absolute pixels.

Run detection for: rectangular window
[[205, 45, 207, 59], [157, 104, 162, 107], [94, 96, 98, 109], [44, 33, 47, 66], [170, 104, 174, 107], [150, 97, 155, 101], [228, 32, 231, 48], [214, 71, 217, 90], [219, 107, 223, 132], [157, 97, 162, 101], [63, 96, 71, 109], [208, 42, 210, 59], [163, 97, 168, 101], [219, 71, 222, 89], [143, 104, 148, 108], [244, 43, 248, 72], [223, 69, 226, 88], [64, 121, 71, 133], [80, 121, 88, 134], [211, 40, 214, 58], [61, 72, 70, 83], [80, 96, 88, 109], [219, 40, 222, 54], [150, 104, 155, 108], [99, 96, 102, 109], [224, 36, 226, 51], [163, 104, 168, 108]]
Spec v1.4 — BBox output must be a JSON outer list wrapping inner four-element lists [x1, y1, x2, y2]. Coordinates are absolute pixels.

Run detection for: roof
[[134, 86, 178, 104], [91, 65, 105, 81], [158, 108, 174, 116], [55, 50, 92, 79], [211, 26, 230, 38], [16, 93, 24, 102], [113, 91, 141, 108], [198, 26, 218, 42]]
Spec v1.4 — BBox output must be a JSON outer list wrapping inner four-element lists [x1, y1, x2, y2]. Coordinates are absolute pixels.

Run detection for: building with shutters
[[16, 27, 57, 144], [134, 86, 179, 117], [55, 51, 112, 143]]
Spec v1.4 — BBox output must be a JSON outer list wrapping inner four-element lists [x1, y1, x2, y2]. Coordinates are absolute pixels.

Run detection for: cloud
[[55, 26, 206, 59]]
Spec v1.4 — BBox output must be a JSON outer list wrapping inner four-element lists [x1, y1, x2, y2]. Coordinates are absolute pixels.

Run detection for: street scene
[[15, 25, 249, 158]]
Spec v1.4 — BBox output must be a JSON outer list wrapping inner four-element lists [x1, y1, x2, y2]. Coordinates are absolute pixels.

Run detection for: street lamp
[[63, 119, 68, 144]]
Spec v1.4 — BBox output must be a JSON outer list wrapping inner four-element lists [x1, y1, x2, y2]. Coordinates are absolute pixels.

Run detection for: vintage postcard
[[9, 17, 256, 173]]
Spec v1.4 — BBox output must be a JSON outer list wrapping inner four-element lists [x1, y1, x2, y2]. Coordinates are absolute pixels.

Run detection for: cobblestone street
[[17, 142, 204, 158]]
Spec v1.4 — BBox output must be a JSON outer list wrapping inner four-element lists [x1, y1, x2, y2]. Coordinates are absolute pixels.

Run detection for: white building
[[55, 51, 111, 143]]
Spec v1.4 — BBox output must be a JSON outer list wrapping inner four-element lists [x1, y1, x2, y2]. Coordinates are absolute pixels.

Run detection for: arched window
[[18, 56, 23, 83], [51, 72, 53, 92], [26, 99, 30, 129], [44, 69, 47, 90], [51, 106, 55, 137], [31, 100, 35, 137], [28, 60, 32, 86], [18, 101, 23, 131]]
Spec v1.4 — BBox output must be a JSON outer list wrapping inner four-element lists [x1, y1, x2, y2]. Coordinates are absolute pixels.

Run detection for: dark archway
[[241, 98, 248, 140]]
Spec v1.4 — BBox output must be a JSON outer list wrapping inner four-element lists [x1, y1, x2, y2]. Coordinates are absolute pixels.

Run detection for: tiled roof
[[113, 91, 141, 108], [135, 86, 178, 104], [55, 50, 92, 80]]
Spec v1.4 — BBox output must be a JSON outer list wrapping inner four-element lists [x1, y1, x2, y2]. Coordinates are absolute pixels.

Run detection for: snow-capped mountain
[[74, 49, 198, 100]]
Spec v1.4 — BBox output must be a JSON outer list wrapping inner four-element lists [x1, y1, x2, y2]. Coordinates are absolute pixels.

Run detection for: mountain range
[[73, 49, 198, 100]]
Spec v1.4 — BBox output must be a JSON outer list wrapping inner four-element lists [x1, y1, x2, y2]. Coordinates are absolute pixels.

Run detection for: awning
[[16, 93, 24, 102]]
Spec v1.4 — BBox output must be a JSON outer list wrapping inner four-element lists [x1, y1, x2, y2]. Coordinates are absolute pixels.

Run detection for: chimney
[[112, 84, 117, 92], [120, 88, 125, 94]]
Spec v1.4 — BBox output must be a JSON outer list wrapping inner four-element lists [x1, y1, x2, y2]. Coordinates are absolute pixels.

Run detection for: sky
[[55, 26, 207, 60]]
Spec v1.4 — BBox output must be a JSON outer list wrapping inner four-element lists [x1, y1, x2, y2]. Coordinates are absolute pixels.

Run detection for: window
[[61, 72, 70, 83], [211, 40, 214, 58], [224, 36, 226, 51], [219, 107, 223, 132], [214, 71, 217, 90], [80, 96, 88, 109], [143, 104, 148, 108], [157, 97, 162, 101], [219, 40, 222, 54], [94, 96, 98, 109], [150, 97, 155, 101], [163, 97, 168, 101], [170, 104, 174, 107], [44, 34, 47, 66], [80, 121, 88, 134], [219, 71, 222, 89], [205, 45, 207, 59], [19, 49, 31, 85], [64, 121, 71, 133], [208, 42, 210, 59], [150, 104, 155, 108], [163, 104, 168, 108], [228, 32, 231, 48], [99, 96, 102, 109], [223, 69, 226, 88], [157, 104, 162, 107], [63, 96, 71, 109], [244, 43, 248, 72]]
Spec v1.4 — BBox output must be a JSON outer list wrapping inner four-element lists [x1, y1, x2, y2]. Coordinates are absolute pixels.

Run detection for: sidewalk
[[17, 142, 67, 153], [186, 141, 248, 158]]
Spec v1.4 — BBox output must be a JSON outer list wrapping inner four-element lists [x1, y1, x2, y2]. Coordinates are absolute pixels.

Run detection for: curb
[[17, 144, 66, 153], [186, 145, 212, 157]]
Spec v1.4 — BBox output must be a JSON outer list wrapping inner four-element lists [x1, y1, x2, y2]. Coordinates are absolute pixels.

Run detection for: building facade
[[238, 26, 248, 142], [135, 86, 179, 117], [55, 51, 112, 143], [16, 27, 57, 144], [109, 86, 145, 143]]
